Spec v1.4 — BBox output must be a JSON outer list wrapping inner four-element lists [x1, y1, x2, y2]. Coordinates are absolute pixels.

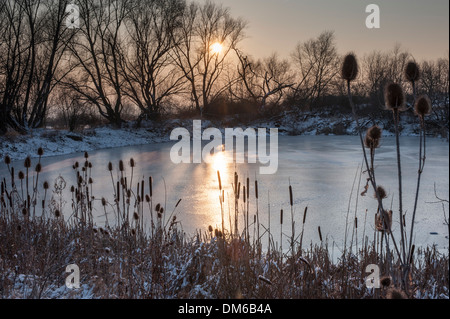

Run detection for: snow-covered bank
[[0, 113, 445, 162]]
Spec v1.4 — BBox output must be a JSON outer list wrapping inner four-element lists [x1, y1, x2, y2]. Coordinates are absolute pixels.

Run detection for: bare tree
[[172, 0, 246, 115], [290, 31, 340, 109], [120, 0, 186, 121], [233, 50, 293, 109], [64, 0, 133, 127], [0, 0, 74, 134]]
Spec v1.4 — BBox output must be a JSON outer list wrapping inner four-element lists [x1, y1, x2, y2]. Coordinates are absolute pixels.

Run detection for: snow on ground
[[0, 114, 425, 162]]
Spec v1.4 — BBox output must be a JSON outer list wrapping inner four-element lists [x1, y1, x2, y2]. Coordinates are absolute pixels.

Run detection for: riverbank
[[1, 112, 446, 162]]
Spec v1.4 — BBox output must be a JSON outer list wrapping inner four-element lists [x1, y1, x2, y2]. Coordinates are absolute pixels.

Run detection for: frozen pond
[[1, 135, 449, 252]]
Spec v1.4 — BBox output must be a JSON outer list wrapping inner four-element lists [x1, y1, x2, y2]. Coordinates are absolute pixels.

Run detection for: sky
[[211, 0, 449, 61]]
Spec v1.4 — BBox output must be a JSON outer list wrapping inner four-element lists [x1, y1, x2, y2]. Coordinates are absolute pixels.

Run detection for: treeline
[[1, 0, 448, 134]]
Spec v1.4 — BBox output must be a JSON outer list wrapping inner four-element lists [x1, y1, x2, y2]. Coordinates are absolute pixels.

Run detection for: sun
[[211, 42, 223, 55]]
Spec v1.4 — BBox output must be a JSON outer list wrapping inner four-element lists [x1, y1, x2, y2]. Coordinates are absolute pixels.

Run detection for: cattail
[[342, 53, 359, 82], [35, 163, 42, 173], [409, 245, 415, 264], [18, 171, 25, 180], [217, 230, 223, 238], [5, 155, 11, 165], [414, 95, 432, 118], [214, 229, 219, 237], [108, 162, 113, 172], [246, 178, 249, 199], [405, 61, 420, 83], [303, 206, 308, 224], [217, 171, 222, 190], [375, 186, 387, 199], [24, 156, 31, 168], [131, 229, 136, 236], [318, 226, 323, 241], [289, 185, 293, 206], [355, 217, 358, 229], [255, 180, 258, 199], [119, 160, 124, 172], [55, 209, 61, 218], [386, 288, 408, 299], [385, 83, 406, 111], [208, 225, 213, 232], [149, 176, 153, 197], [380, 276, 392, 287], [175, 199, 182, 208], [280, 209, 283, 224], [130, 158, 135, 168], [22, 208, 28, 216], [43, 181, 49, 190], [133, 212, 139, 220]]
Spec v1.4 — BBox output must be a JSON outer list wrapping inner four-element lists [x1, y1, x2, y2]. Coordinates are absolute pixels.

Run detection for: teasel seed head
[[43, 181, 49, 190], [214, 229, 219, 237], [38, 147, 44, 156], [84, 151, 89, 159], [35, 163, 42, 173], [384, 83, 406, 111], [342, 53, 359, 82], [364, 135, 379, 149], [18, 171, 25, 180], [375, 186, 387, 199], [133, 212, 139, 220], [5, 155, 11, 165], [386, 288, 408, 299], [208, 225, 213, 232], [155, 203, 161, 212], [380, 276, 392, 287], [367, 125, 382, 141], [145, 194, 150, 203], [131, 229, 136, 236], [70, 185, 75, 193], [414, 95, 432, 118], [101, 197, 106, 206], [130, 158, 135, 168], [54, 209, 61, 218], [119, 160, 124, 172], [22, 208, 28, 216], [405, 61, 420, 83], [108, 162, 113, 172]]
